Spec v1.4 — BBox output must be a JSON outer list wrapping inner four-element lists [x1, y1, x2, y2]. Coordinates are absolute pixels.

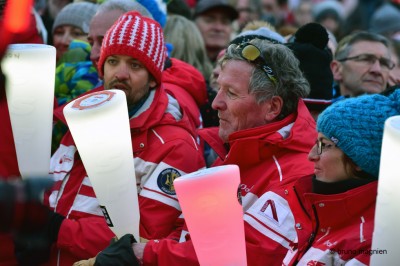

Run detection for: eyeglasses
[[338, 54, 395, 71], [231, 42, 277, 85], [315, 139, 336, 155]]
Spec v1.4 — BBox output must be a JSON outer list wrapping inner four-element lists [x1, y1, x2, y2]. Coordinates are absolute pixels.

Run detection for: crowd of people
[[1, 0, 400, 265]]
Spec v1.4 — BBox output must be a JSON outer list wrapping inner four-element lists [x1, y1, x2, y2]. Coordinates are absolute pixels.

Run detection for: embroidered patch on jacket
[[257, 198, 290, 226], [157, 168, 181, 195]]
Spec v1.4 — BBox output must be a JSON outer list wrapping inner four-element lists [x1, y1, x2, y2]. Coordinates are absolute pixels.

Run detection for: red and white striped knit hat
[[98, 11, 166, 84]]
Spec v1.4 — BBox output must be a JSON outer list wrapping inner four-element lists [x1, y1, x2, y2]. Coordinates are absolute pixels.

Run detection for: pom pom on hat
[[317, 89, 400, 178], [286, 23, 333, 112], [52, 2, 99, 34], [294, 22, 329, 49], [98, 11, 166, 85]]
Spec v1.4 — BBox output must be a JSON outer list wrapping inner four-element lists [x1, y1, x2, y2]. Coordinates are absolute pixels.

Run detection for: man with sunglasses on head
[[81, 38, 317, 266], [331, 31, 395, 97]]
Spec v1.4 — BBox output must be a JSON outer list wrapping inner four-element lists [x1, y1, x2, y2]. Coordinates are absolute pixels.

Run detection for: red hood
[[162, 58, 207, 107]]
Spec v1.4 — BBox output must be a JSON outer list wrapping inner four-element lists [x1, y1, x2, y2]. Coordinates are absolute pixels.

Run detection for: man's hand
[[81, 234, 141, 266], [74, 235, 148, 266], [133, 242, 147, 262]]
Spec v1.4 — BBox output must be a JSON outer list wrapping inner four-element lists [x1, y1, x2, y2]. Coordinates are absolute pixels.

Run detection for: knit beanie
[[137, 0, 168, 28], [286, 23, 333, 112], [98, 11, 166, 85], [52, 2, 99, 33], [369, 3, 400, 36], [230, 27, 286, 45], [312, 0, 344, 23], [317, 88, 400, 178]]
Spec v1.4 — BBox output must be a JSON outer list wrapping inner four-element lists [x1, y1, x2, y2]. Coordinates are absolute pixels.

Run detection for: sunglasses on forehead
[[229, 42, 277, 85]]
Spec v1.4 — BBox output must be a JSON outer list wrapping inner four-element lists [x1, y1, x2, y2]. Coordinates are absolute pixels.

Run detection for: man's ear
[[149, 78, 157, 89], [150, 81, 157, 88], [264, 96, 283, 122], [331, 60, 343, 81]]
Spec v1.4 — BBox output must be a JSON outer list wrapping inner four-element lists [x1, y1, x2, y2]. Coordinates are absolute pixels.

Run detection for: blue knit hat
[[136, 0, 167, 28], [317, 88, 400, 178]]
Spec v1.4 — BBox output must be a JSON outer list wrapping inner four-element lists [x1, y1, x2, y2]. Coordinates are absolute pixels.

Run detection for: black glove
[[14, 210, 65, 266], [94, 234, 140, 266]]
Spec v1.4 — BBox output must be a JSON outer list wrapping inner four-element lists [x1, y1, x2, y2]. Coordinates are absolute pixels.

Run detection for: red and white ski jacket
[[142, 99, 317, 266], [283, 176, 377, 266], [45, 85, 206, 266]]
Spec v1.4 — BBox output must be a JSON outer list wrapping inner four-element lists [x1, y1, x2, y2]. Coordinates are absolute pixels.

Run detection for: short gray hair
[[335, 31, 391, 61], [221, 38, 310, 120]]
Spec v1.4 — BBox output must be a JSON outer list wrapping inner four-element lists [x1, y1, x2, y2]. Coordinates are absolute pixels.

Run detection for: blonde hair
[[242, 20, 276, 32], [164, 14, 213, 79]]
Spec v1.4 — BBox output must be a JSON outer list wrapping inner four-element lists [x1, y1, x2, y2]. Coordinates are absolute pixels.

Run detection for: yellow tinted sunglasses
[[232, 42, 277, 85]]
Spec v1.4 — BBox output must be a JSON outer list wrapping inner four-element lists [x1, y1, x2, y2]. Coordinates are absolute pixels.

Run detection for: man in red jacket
[[82, 35, 317, 266], [16, 10, 206, 266]]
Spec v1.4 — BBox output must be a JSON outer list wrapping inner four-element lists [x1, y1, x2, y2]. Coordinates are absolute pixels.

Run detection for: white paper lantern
[[371, 115, 400, 265], [63, 89, 140, 240], [1, 44, 56, 179]]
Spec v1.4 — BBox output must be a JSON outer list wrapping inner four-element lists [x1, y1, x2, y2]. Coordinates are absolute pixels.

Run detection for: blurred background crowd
[[1, 0, 400, 265]]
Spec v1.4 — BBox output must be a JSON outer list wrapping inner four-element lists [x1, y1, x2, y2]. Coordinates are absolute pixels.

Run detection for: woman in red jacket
[[284, 88, 400, 265]]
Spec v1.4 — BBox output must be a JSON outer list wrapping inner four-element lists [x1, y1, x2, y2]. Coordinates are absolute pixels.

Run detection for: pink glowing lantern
[[174, 164, 247, 266]]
